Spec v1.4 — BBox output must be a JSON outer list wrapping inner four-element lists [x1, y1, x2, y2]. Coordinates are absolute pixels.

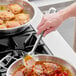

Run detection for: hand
[[37, 13, 64, 37]]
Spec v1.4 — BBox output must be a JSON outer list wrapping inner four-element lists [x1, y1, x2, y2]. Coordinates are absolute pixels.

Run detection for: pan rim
[[6, 54, 76, 76]]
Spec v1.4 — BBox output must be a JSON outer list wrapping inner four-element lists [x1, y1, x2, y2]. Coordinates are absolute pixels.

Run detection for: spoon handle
[[28, 31, 44, 55]]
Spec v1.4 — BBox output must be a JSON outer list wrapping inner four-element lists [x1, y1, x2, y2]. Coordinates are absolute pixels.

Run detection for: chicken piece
[[23, 70, 37, 76], [33, 64, 43, 75], [15, 13, 30, 25], [6, 21, 20, 28], [8, 4, 23, 14], [42, 63, 60, 75], [0, 11, 14, 21], [22, 67, 35, 76], [14, 71, 23, 76], [0, 24, 7, 29], [0, 19, 3, 25]]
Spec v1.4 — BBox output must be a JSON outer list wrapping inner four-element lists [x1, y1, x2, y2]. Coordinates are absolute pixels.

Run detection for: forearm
[[58, 2, 76, 20]]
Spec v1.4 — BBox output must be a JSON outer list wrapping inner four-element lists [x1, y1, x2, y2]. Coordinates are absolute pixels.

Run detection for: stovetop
[[0, 25, 53, 76]]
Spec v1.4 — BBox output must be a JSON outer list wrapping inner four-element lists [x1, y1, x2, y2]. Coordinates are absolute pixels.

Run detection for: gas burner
[[0, 25, 53, 76]]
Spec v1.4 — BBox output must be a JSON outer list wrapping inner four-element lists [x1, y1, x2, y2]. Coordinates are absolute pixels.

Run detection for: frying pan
[[6, 54, 76, 76], [0, 0, 35, 36]]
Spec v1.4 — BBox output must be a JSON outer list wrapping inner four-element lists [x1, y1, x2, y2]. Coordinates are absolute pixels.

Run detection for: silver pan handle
[[44, 7, 57, 14], [48, 7, 57, 14], [25, 0, 29, 1]]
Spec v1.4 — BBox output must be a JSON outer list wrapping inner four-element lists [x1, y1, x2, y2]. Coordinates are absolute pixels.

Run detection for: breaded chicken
[[15, 13, 30, 24], [0, 11, 14, 21], [0, 24, 7, 29], [42, 62, 62, 75], [6, 21, 20, 28], [33, 64, 43, 74], [0, 19, 3, 25], [8, 4, 23, 14]]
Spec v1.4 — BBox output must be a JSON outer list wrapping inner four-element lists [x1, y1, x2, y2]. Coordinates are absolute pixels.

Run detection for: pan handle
[[48, 7, 57, 14], [44, 7, 57, 14], [25, 0, 29, 1]]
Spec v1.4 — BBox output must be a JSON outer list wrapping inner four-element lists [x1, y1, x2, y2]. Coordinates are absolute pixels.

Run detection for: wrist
[[57, 9, 71, 21]]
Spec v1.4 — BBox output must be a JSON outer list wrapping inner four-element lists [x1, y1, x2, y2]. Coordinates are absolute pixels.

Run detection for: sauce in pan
[[12, 61, 72, 76]]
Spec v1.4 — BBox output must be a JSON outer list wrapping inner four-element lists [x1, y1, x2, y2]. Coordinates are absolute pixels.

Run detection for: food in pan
[[12, 61, 72, 76], [0, 11, 15, 21], [0, 4, 30, 29], [0, 24, 7, 29], [0, 19, 3, 25], [7, 4, 23, 14], [6, 21, 20, 28], [15, 13, 30, 25]]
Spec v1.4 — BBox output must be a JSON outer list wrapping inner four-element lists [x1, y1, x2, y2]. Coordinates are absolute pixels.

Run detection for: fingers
[[37, 13, 63, 37], [37, 20, 52, 35], [37, 17, 45, 29], [37, 22, 48, 35], [43, 27, 56, 37]]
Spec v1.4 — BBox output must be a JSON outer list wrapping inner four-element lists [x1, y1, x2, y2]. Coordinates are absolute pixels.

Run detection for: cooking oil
[[0, 5, 7, 11]]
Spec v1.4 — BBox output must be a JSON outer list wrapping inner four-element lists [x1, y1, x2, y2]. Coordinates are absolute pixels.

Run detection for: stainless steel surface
[[39, 1, 74, 12], [7, 54, 76, 76], [0, 0, 35, 35]]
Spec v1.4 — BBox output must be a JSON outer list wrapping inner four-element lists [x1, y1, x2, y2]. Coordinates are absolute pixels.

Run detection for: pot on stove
[[6, 54, 76, 76]]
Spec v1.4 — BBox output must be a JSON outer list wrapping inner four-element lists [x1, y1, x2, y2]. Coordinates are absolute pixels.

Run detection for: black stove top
[[0, 25, 53, 76]]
